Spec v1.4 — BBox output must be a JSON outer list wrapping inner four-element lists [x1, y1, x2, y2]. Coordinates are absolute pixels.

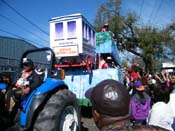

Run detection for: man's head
[[103, 22, 109, 31], [22, 58, 34, 71], [85, 79, 130, 128]]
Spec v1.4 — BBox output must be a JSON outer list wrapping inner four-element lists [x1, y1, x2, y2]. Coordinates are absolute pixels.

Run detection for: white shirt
[[147, 101, 174, 131]]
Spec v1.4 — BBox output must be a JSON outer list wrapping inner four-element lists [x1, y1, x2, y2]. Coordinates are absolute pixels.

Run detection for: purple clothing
[[130, 92, 151, 120]]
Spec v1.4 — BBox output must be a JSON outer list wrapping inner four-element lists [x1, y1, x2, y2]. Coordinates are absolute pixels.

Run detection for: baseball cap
[[134, 81, 145, 91], [22, 58, 34, 67], [85, 79, 130, 118]]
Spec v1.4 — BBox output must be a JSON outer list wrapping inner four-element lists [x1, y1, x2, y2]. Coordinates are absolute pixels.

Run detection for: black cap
[[22, 58, 34, 67], [85, 79, 130, 117]]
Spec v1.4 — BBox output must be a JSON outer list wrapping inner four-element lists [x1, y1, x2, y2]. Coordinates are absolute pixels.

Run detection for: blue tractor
[[0, 47, 81, 131]]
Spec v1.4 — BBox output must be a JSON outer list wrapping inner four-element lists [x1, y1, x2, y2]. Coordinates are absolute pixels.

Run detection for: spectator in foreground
[[147, 86, 175, 131], [170, 88, 175, 131], [147, 84, 175, 131], [85, 79, 168, 131], [147, 102, 173, 131]]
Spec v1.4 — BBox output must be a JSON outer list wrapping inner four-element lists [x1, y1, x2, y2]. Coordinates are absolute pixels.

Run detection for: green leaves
[[94, 0, 175, 72]]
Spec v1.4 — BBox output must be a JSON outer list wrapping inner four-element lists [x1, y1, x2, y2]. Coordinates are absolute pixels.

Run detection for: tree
[[94, 0, 175, 72]]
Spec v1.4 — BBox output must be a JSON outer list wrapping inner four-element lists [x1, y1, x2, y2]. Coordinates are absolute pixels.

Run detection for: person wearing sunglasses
[[5, 58, 42, 120]]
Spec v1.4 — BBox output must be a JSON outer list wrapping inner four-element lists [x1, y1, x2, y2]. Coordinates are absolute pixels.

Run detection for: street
[[81, 106, 98, 131], [81, 117, 98, 131]]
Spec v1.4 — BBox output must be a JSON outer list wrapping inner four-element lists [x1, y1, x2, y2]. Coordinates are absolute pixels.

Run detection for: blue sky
[[0, 0, 174, 48]]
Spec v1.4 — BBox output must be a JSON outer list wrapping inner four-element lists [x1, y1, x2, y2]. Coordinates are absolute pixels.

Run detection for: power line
[[0, 14, 49, 44], [164, 0, 174, 20], [148, 0, 158, 24], [151, 0, 163, 24], [0, 28, 45, 48], [1, 0, 49, 36], [139, 0, 144, 18]]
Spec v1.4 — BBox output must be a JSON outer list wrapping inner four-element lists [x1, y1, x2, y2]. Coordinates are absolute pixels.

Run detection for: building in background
[[0, 36, 48, 73]]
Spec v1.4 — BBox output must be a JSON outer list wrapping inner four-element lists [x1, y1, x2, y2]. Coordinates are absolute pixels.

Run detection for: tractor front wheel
[[33, 89, 81, 131]]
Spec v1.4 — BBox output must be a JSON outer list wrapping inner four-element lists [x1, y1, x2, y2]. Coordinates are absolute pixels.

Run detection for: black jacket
[[12, 70, 42, 92]]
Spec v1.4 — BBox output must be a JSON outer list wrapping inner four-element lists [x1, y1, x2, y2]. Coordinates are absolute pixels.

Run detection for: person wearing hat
[[5, 58, 42, 117], [130, 80, 151, 125], [101, 22, 109, 32], [85, 79, 168, 131]]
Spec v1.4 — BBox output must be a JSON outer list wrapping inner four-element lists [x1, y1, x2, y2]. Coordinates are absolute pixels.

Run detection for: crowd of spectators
[[122, 63, 175, 130], [85, 62, 175, 130], [1, 59, 175, 130]]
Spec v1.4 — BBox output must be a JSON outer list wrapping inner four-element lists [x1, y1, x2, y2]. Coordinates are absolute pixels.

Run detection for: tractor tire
[[33, 89, 81, 131]]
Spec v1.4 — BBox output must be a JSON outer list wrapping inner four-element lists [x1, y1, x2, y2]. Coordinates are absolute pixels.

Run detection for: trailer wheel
[[33, 89, 81, 131]]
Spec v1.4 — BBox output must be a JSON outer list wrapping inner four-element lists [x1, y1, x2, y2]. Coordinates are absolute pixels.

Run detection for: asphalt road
[[81, 106, 99, 131], [81, 117, 98, 131]]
